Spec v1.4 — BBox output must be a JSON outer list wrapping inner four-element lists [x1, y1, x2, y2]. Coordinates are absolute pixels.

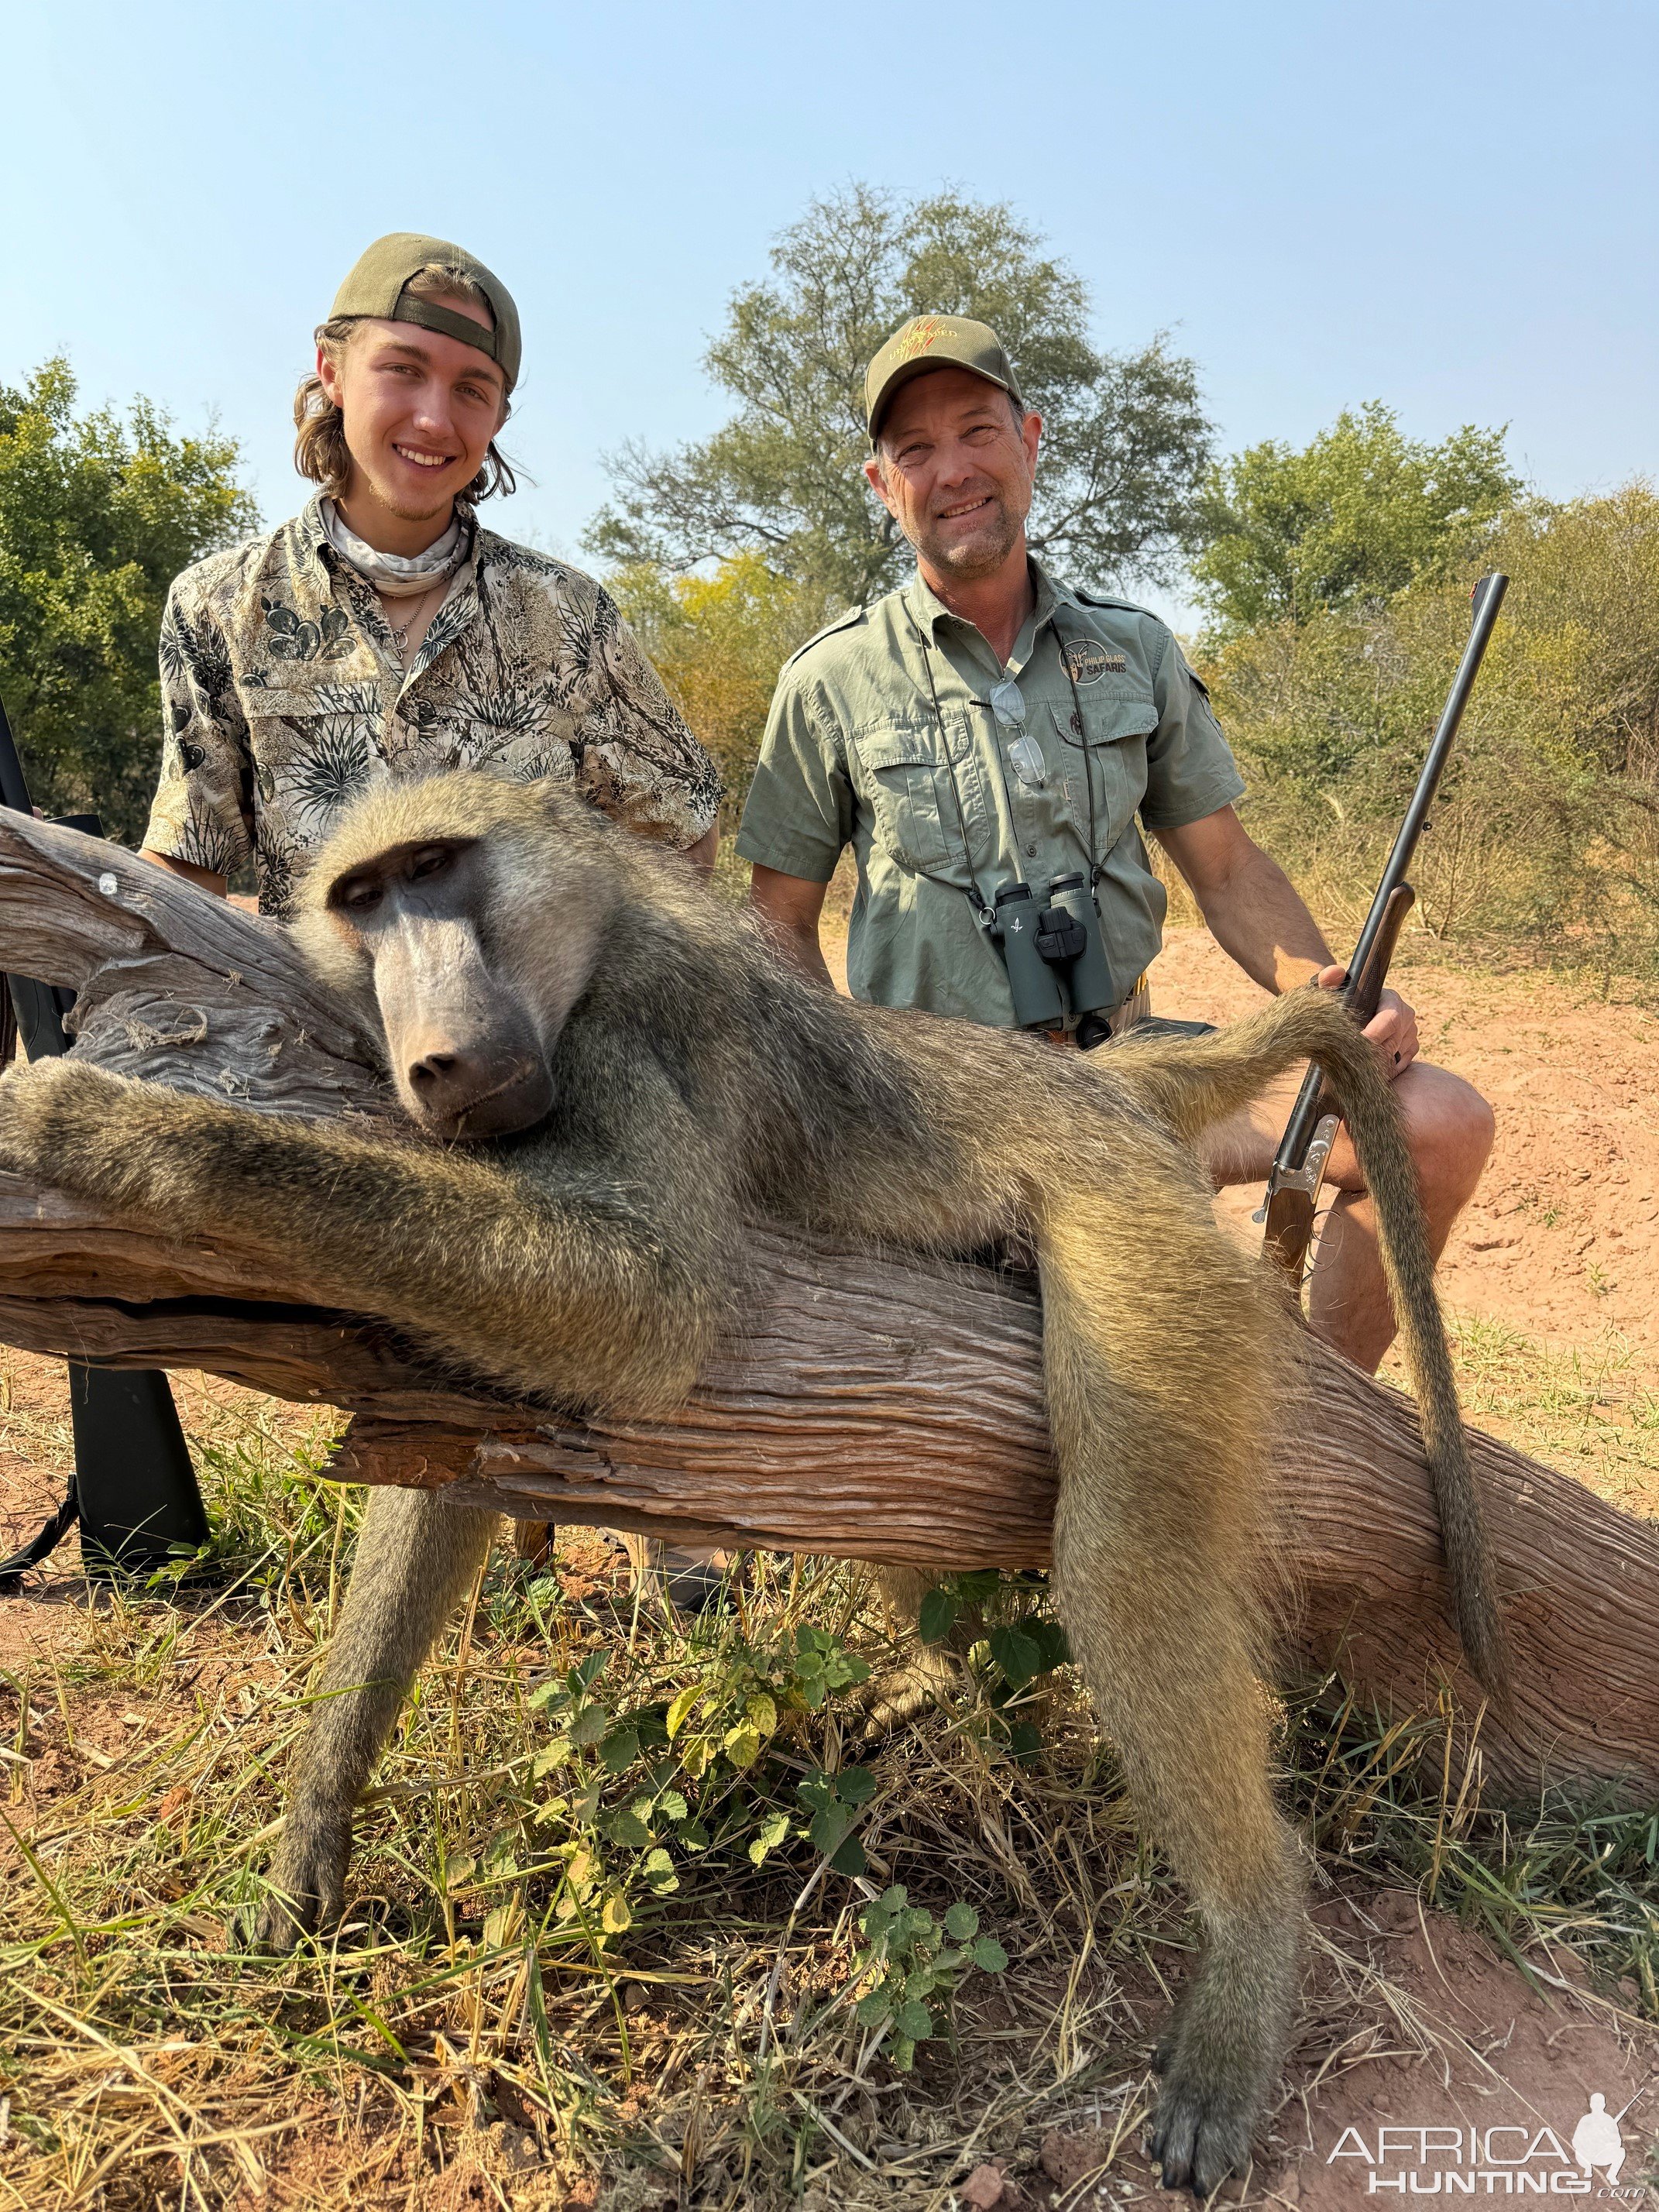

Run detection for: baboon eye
[[338, 876, 383, 912], [408, 845, 455, 883]]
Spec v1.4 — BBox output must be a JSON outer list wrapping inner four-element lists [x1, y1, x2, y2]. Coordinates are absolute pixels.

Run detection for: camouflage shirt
[[142, 497, 722, 916]]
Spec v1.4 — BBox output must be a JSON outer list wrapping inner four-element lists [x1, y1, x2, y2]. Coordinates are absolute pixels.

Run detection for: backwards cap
[[330, 232, 521, 392]]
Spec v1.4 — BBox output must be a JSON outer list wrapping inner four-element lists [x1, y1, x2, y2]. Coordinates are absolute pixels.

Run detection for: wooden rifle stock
[[1260, 572, 1509, 1290]]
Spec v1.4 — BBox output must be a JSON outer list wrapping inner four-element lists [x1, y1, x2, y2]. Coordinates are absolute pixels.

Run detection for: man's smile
[[393, 444, 456, 470], [936, 493, 995, 521]]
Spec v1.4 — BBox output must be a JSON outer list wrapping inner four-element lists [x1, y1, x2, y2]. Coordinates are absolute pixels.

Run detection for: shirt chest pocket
[[241, 685, 391, 825], [1051, 696, 1157, 856], [848, 724, 957, 874]]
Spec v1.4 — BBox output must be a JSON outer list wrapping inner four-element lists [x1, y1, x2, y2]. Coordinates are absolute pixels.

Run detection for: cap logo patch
[[895, 316, 946, 363], [1062, 638, 1126, 684]]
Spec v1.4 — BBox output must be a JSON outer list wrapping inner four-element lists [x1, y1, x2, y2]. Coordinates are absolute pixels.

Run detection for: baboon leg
[[514, 1520, 555, 1566], [1038, 1200, 1302, 2195], [862, 1565, 960, 1736], [1051, 1483, 1301, 2193], [259, 1486, 499, 1949]]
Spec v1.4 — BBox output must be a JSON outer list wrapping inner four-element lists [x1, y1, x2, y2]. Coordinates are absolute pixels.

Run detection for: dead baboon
[[0, 771, 1507, 2193]]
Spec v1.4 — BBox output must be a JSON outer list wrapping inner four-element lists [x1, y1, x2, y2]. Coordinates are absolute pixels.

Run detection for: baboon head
[[294, 775, 622, 1140]]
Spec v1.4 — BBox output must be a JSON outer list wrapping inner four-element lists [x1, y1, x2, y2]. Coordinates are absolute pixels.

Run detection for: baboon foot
[[1145, 1955, 1294, 2196], [256, 1813, 352, 1952], [1145, 2040, 1269, 2197], [861, 1645, 959, 1738]]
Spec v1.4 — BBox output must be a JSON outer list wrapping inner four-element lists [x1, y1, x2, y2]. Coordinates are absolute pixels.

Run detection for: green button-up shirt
[[736, 560, 1244, 1027]]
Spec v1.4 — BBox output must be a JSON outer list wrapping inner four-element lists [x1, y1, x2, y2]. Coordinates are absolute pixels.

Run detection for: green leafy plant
[[850, 1887, 1008, 2069], [0, 357, 257, 838], [795, 1764, 878, 1874], [918, 1570, 1072, 1760], [452, 1618, 879, 1942]]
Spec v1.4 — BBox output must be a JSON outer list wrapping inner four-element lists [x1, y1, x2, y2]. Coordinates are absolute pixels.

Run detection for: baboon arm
[[0, 1058, 727, 1411]]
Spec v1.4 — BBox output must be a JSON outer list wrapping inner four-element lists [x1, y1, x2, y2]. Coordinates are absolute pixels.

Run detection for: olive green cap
[[329, 232, 521, 392], [864, 314, 1023, 444]]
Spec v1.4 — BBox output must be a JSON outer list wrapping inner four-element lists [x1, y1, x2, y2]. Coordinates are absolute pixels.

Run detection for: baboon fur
[[0, 771, 1507, 2193]]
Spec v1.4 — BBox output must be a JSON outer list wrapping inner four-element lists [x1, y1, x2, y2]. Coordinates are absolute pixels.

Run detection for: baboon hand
[[256, 1812, 352, 1953]]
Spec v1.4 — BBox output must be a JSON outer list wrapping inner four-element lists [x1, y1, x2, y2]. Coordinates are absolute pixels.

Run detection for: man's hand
[[1315, 964, 1418, 1080], [680, 823, 720, 880]]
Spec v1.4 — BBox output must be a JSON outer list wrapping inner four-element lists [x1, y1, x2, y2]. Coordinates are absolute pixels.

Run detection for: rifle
[[0, 696, 210, 1588], [1261, 572, 1509, 1286]]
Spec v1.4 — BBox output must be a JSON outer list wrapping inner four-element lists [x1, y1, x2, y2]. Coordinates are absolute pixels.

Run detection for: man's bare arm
[[748, 864, 836, 991], [1156, 805, 1419, 1076], [682, 823, 719, 879], [1154, 807, 1332, 993], [139, 847, 228, 898], [139, 847, 266, 913]]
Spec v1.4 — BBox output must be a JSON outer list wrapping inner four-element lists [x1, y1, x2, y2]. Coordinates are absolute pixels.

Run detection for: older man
[[738, 315, 1492, 1372]]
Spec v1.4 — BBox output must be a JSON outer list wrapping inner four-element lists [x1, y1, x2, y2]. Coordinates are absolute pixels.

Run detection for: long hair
[[292, 263, 517, 505]]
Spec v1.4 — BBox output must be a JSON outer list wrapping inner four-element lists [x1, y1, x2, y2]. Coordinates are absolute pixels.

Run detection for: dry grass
[[1433, 1314, 1659, 1516], [0, 1352, 1655, 2210]]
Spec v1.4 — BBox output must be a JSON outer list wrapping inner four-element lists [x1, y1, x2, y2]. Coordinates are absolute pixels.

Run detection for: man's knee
[[1401, 1065, 1495, 1214]]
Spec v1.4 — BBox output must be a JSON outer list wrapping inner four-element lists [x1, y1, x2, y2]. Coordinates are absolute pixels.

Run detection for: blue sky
[[10, 0, 1657, 623]]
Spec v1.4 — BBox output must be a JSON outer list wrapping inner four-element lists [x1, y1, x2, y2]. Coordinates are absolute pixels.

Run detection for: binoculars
[[990, 872, 1120, 1049]]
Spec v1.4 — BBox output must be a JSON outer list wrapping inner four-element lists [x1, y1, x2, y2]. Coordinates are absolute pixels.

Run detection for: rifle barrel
[[1343, 571, 1508, 994], [1268, 572, 1508, 1186]]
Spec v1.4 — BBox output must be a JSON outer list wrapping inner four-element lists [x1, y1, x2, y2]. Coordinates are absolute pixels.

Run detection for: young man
[[738, 315, 1494, 1373], [139, 232, 723, 1597], [140, 232, 720, 913]]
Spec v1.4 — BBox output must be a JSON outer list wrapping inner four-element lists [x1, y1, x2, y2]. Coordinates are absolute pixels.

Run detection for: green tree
[[586, 185, 1214, 606], [1196, 485, 1659, 968], [0, 357, 258, 840], [609, 553, 836, 824], [1192, 401, 1520, 631]]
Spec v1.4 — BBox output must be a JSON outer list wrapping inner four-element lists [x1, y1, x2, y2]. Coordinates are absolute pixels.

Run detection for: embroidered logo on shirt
[[1062, 638, 1127, 684]]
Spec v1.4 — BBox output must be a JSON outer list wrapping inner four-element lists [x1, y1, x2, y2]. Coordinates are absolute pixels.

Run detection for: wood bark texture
[[1, 809, 1655, 1805]]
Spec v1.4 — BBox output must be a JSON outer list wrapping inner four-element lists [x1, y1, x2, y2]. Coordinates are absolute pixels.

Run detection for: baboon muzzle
[[402, 1035, 551, 1138], [376, 915, 553, 1139]]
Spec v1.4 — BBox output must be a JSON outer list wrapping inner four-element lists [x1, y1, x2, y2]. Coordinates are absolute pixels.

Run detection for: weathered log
[[0, 809, 1655, 1804]]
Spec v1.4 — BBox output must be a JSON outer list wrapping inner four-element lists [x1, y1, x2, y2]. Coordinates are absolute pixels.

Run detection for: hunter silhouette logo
[[1571, 2097, 1625, 2188]]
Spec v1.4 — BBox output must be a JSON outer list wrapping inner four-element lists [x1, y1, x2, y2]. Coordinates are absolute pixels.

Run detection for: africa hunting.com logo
[[1326, 2094, 1650, 2197]]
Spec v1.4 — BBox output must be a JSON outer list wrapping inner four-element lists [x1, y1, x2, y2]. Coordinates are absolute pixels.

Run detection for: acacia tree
[[1191, 402, 1520, 632], [586, 187, 1214, 606], [0, 358, 256, 841]]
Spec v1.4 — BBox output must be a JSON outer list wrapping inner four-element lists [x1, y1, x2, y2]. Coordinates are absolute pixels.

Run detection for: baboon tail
[[1111, 993, 1512, 1704]]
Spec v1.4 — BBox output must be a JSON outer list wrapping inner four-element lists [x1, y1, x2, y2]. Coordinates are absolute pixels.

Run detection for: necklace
[[386, 579, 448, 660]]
